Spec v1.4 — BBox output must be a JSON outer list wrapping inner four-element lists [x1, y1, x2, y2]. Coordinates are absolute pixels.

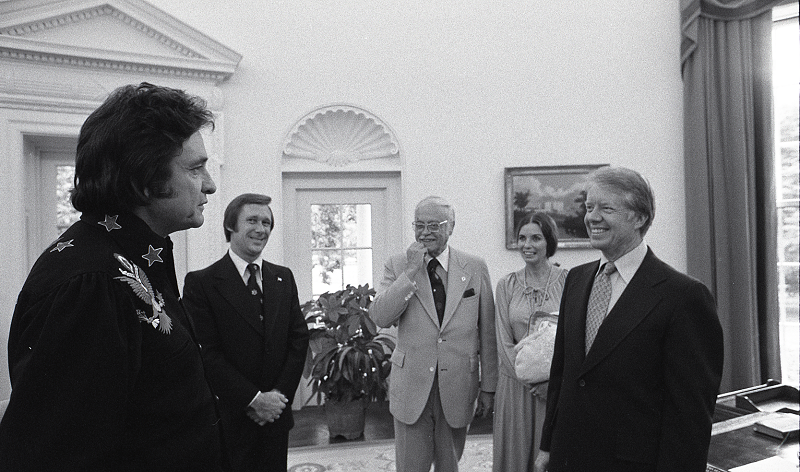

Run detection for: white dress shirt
[[228, 249, 262, 291]]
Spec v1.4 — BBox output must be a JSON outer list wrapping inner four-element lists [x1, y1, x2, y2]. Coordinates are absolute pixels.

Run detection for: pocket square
[[463, 288, 475, 298]]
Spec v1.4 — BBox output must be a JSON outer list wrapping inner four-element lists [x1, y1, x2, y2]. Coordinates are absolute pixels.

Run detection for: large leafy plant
[[302, 284, 395, 404]]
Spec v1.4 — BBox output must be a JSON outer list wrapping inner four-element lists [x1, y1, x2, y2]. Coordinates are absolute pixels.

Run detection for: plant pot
[[324, 398, 367, 440]]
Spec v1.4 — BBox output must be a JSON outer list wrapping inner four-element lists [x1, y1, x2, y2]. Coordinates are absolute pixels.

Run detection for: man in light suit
[[183, 193, 309, 472], [371, 196, 498, 472], [535, 167, 724, 472]]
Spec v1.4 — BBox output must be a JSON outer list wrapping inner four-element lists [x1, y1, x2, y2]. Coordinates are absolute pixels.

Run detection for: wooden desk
[[706, 411, 799, 471]]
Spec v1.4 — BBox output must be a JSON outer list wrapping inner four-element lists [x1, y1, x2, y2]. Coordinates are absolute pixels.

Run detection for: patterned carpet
[[287, 434, 493, 472]]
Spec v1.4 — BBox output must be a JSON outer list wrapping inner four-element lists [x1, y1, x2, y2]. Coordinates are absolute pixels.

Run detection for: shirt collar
[[426, 245, 450, 272], [599, 240, 647, 283], [228, 248, 260, 279]]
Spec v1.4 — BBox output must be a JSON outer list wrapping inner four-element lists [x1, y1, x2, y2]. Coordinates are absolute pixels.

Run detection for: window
[[773, 5, 799, 387], [282, 172, 402, 304], [310, 203, 373, 297], [56, 164, 80, 236]]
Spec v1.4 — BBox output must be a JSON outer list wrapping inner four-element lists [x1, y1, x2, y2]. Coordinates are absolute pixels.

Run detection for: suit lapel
[[581, 250, 665, 374], [214, 255, 265, 336], [442, 249, 470, 329], [412, 263, 440, 326], [565, 262, 598, 368]]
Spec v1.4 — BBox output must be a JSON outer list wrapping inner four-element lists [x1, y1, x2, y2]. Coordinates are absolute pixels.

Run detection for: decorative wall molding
[[0, 5, 203, 59], [0, 0, 241, 84], [283, 105, 400, 167]]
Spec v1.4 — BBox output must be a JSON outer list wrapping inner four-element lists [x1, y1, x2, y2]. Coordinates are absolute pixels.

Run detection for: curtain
[[681, 0, 782, 392]]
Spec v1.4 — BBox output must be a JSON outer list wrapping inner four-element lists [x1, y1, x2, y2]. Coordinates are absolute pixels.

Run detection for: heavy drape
[[681, 0, 782, 392]]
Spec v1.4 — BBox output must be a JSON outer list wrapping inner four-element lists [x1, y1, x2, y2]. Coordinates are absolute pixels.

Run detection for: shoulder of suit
[[185, 254, 230, 278], [262, 260, 293, 276], [566, 260, 600, 279], [448, 247, 486, 266], [645, 254, 704, 288]]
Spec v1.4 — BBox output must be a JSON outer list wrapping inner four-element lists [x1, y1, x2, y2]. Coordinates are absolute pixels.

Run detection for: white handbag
[[513, 311, 559, 384]]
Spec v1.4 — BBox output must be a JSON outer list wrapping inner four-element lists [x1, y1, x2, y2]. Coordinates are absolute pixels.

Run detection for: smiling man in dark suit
[[535, 167, 724, 472], [183, 193, 309, 472]]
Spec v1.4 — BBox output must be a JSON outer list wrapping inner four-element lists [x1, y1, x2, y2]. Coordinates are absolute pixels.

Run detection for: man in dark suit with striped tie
[[183, 193, 309, 472], [535, 167, 724, 472]]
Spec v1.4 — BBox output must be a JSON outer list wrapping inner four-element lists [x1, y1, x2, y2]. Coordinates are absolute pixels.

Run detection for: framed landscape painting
[[504, 164, 608, 249]]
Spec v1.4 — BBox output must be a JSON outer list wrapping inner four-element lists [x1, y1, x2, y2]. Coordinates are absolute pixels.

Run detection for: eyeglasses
[[412, 220, 448, 233]]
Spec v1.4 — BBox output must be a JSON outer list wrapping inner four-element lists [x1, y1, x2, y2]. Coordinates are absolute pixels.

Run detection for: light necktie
[[246, 263, 263, 303], [428, 258, 446, 324], [585, 261, 616, 354]]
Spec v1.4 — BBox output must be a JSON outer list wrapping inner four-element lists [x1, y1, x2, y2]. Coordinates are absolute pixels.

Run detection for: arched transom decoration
[[283, 105, 400, 167]]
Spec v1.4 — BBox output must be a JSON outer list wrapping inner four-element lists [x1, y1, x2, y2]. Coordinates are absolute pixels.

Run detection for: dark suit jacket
[[540, 248, 723, 472], [182, 254, 309, 463], [0, 213, 224, 472]]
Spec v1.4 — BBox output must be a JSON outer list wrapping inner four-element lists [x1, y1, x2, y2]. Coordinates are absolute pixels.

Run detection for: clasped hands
[[246, 389, 287, 426]]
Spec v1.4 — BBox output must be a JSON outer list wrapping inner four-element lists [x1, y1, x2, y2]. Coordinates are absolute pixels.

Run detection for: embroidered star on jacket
[[50, 239, 74, 252], [98, 214, 122, 232], [114, 253, 172, 334], [142, 245, 163, 267]]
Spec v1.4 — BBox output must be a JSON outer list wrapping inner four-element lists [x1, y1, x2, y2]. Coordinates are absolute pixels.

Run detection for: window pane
[[311, 204, 342, 249], [311, 250, 342, 296], [780, 264, 799, 306], [774, 9, 799, 387], [56, 165, 79, 235], [342, 204, 372, 248], [779, 263, 799, 387], [780, 146, 799, 200], [780, 207, 799, 262], [341, 249, 373, 288]]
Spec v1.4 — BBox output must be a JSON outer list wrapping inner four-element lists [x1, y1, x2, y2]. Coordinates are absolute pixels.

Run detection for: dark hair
[[514, 212, 559, 258], [71, 83, 214, 214], [223, 193, 273, 242], [587, 166, 656, 236]]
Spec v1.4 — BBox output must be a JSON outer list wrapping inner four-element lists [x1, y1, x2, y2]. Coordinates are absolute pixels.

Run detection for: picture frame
[[505, 164, 608, 249]]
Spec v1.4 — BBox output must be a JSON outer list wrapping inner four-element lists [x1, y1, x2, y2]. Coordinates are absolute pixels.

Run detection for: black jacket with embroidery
[[0, 213, 225, 471]]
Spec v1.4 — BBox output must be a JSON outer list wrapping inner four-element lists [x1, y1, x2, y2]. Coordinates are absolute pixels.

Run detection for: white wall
[[0, 0, 688, 400], [146, 0, 686, 284]]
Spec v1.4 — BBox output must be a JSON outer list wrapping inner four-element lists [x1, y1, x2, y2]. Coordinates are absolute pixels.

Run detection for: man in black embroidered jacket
[[0, 83, 226, 471]]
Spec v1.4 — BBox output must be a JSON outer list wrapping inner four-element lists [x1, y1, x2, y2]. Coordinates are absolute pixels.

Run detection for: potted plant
[[302, 284, 395, 439]]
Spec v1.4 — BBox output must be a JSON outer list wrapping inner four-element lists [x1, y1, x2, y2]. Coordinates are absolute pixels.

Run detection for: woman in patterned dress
[[493, 212, 568, 472]]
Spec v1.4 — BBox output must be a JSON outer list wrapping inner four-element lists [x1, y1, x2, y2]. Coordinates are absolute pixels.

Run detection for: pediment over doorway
[[0, 0, 241, 84]]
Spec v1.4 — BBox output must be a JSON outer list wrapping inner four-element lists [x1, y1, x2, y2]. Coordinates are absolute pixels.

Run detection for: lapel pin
[[461, 276, 466, 281], [277, 277, 283, 282]]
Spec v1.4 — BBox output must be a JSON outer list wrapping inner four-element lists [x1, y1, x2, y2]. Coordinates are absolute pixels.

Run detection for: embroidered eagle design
[[113, 253, 172, 334]]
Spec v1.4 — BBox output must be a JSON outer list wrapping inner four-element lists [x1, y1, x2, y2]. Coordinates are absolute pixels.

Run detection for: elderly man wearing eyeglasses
[[370, 196, 498, 472]]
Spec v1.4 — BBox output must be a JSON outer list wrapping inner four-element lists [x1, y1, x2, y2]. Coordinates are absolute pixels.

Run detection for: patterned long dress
[[492, 266, 568, 472]]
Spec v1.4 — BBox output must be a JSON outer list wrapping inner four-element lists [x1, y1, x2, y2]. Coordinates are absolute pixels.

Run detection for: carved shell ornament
[[283, 106, 400, 167]]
